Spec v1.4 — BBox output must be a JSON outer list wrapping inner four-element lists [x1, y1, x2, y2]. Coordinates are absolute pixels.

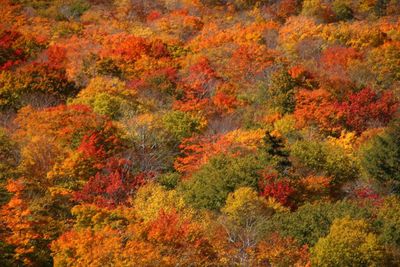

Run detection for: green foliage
[[71, 76, 137, 119], [180, 153, 264, 210], [301, 0, 327, 21], [71, 205, 129, 231], [92, 93, 123, 119], [199, 0, 227, 7], [0, 241, 15, 267], [162, 111, 202, 141], [0, 128, 18, 181], [14, 0, 91, 20], [332, 0, 354, 20], [261, 131, 291, 173], [230, 0, 269, 10], [312, 217, 385, 267], [266, 201, 372, 245], [10, 0, 52, 9], [157, 172, 181, 190], [95, 58, 123, 78], [219, 187, 275, 264], [273, 115, 302, 142], [266, 69, 297, 115], [361, 121, 400, 186], [291, 139, 359, 185], [376, 196, 400, 246]]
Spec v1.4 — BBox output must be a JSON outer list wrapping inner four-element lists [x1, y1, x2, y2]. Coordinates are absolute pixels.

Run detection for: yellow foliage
[[222, 187, 274, 223], [326, 130, 357, 155], [312, 217, 385, 266], [222, 129, 265, 150], [76, 76, 135, 99], [265, 197, 290, 213], [132, 182, 188, 222], [320, 21, 384, 49]]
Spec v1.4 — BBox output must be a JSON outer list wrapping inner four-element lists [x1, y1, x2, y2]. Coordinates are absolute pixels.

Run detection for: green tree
[[71, 76, 138, 119], [180, 153, 263, 210], [376, 196, 400, 247], [266, 201, 372, 245], [231, 0, 269, 10], [332, 0, 354, 20], [361, 121, 400, 189], [266, 69, 297, 115], [157, 172, 180, 190], [291, 139, 359, 185], [162, 111, 202, 141], [261, 131, 291, 173], [375, 196, 400, 264]]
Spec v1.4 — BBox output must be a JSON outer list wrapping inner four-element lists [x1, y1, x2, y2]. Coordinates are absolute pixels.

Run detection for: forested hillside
[[0, 0, 400, 266]]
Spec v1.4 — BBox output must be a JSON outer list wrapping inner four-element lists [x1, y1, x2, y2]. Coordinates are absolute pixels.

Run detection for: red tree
[[336, 88, 398, 133], [258, 171, 296, 208], [75, 158, 150, 208]]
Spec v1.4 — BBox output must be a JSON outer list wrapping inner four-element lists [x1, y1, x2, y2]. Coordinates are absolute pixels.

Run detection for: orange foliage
[[175, 129, 264, 175], [294, 88, 343, 134], [101, 34, 154, 63], [52, 209, 216, 266], [1, 180, 43, 266], [256, 234, 310, 266], [297, 176, 332, 202], [190, 21, 279, 52], [227, 44, 277, 84], [14, 105, 109, 147], [51, 227, 124, 267]]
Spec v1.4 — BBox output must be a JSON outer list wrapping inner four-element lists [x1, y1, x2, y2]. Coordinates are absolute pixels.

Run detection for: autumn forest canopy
[[0, 0, 400, 266]]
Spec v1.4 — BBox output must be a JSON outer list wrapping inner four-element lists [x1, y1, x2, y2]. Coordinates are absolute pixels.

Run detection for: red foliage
[[78, 133, 107, 159], [147, 10, 162, 22], [353, 186, 383, 207], [173, 57, 218, 113], [134, 66, 178, 93], [101, 34, 169, 63], [0, 30, 26, 70], [75, 127, 123, 174], [321, 46, 362, 70], [294, 87, 398, 134], [75, 158, 150, 208], [174, 134, 243, 176], [274, 0, 300, 20], [258, 171, 295, 208], [213, 91, 238, 113], [146, 209, 211, 255], [336, 88, 398, 133], [319, 46, 363, 93], [174, 136, 215, 175], [228, 44, 276, 84], [45, 45, 68, 68]]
